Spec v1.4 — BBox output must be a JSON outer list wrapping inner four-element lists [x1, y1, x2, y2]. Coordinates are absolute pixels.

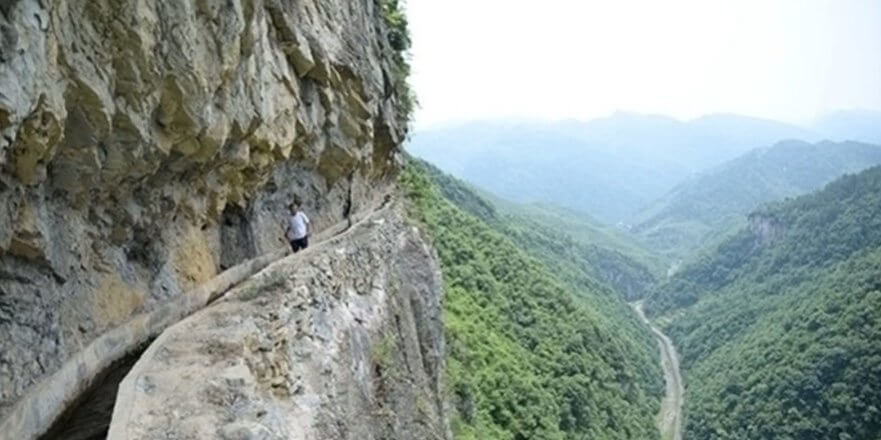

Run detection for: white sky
[[406, 0, 881, 129]]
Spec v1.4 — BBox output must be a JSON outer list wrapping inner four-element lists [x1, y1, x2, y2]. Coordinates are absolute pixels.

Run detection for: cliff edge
[[0, 0, 444, 438]]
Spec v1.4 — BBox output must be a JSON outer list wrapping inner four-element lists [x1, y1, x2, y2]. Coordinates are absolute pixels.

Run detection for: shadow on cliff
[[37, 343, 150, 440]]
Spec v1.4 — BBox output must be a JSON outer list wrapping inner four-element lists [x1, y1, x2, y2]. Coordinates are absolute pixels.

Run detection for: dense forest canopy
[[400, 159, 663, 439], [417, 160, 663, 300], [647, 165, 881, 439]]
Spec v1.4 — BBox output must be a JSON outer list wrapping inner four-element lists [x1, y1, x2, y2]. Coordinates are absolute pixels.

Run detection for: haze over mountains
[[408, 111, 881, 225], [812, 110, 881, 145], [5, 1, 880, 439], [633, 140, 881, 257]]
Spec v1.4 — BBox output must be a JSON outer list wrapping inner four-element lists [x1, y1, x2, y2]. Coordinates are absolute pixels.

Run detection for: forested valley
[[407, 132, 881, 440], [400, 159, 664, 439], [647, 165, 881, 439]]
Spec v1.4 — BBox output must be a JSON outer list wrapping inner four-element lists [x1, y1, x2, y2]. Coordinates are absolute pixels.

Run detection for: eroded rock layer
[[0, 0, 406, 427]]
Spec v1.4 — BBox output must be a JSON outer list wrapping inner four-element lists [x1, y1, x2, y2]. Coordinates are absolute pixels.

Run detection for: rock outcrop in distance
[[0, 0, 447, 438]]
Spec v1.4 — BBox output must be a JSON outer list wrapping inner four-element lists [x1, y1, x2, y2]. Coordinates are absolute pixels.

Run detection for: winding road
[[632, 301, 684, 440]]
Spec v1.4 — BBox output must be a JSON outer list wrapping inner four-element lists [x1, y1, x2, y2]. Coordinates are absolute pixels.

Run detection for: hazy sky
[[407, 0, 881, 128]]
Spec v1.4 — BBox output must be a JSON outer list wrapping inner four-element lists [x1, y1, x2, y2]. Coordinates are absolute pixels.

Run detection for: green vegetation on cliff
[[647, 166, 881, 439], [401, 160, 663, 439], [380, 0, 416, 125]]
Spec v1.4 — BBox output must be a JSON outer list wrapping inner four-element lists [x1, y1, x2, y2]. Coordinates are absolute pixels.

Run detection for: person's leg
[[291, 238, 308, 253]]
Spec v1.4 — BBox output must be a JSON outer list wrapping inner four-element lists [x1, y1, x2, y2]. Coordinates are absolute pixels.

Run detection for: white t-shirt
[[287, 211, 310, 240]]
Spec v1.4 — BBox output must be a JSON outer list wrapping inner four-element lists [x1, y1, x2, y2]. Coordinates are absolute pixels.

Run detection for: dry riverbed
[[632, 301, 684, 440]]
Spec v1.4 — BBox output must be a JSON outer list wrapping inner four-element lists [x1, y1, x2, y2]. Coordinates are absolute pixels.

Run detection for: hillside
[[645, 166, 881, 439], [633, 140, 881, 257], [499, 205, 662, 301], [400, 160, 664, 439], [407, 113, 820, 223], [416, 159, 664, 300]]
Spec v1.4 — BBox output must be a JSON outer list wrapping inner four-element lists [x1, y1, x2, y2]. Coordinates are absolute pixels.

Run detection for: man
[[285, 199, 311, 253]]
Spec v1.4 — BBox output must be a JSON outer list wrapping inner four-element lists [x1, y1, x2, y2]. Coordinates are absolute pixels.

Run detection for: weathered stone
[[107, 209, 450, 440], [282, 38, 316, 78], [0, 0, 410, 433], [338, 112, 363, 139], [345, 90, 373, 120], [7, 201, 46, 261], [8, 96, 62, 185]]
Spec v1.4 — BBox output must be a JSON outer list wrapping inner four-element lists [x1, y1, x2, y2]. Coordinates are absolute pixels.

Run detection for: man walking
[[285, 198, 311, 253]]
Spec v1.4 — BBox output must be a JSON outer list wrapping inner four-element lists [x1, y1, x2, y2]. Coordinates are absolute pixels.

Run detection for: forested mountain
[[632, 140, 881, 257], [400, 159, 664, 439], [645, 165, 881, 439], [416, 159, 664, 300], [408, 113, 820, 223], [497, 204, 663, 301]]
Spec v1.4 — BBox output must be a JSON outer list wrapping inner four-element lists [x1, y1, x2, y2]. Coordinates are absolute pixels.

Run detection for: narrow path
[[632, 301, 684, 440], [4, 198, 393, 440]]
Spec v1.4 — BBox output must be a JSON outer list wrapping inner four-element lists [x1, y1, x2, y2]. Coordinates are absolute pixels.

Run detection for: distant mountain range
[[407, 111, 881, 224], [631, 140, 881, 257], [811, 109, 881, 145]]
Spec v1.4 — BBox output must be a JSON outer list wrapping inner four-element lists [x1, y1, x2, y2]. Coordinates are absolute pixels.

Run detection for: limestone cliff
[[0, 0, 444, 438], [747, 213, 785, 246]]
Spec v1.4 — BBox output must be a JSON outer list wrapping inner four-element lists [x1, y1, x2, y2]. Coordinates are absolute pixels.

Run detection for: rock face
[[108, 208, 450, 440], [748, 213, 785, 246], [0, 0, 416, 434]]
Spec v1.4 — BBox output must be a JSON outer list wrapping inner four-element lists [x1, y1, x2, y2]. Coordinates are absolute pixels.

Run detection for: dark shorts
[[289, 237, 309, 253]]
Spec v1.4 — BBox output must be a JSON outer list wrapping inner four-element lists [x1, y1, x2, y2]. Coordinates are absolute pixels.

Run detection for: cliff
[[0, 0, 446, 438], [105, 207, 449, 440]]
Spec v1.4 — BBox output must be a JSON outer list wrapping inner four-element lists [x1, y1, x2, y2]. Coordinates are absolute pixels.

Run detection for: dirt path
[[632, 301, 684, 440]]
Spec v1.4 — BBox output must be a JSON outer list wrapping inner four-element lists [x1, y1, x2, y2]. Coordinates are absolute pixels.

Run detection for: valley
[[2, 1, 879, 439], [408, 118, 881, 439], [633, 302, 683, 440], [401, 160, 665, 439]]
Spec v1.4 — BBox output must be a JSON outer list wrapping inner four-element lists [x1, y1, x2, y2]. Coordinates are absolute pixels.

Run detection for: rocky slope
[[0, 0, 442, 438]]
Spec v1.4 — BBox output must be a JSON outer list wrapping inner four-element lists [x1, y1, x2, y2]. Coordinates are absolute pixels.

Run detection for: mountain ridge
[[408, 113, 823, 223], [632, 139, 881, 257]]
